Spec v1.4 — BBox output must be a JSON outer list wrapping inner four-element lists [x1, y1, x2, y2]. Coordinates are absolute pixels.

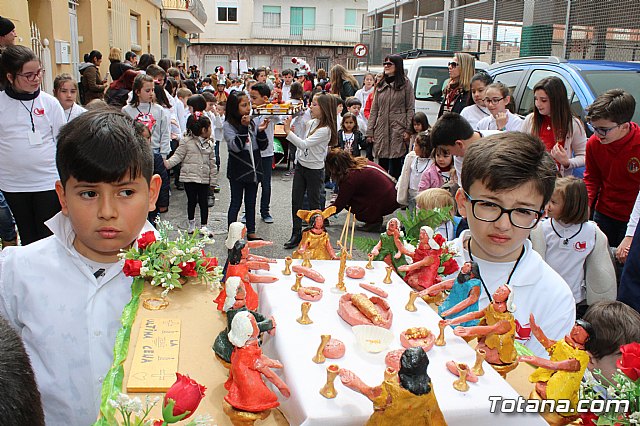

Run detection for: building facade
[[188, 0, 368, 76]]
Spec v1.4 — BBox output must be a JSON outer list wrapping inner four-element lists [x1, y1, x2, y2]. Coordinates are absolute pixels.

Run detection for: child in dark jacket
[[338, 112, 365, 157]]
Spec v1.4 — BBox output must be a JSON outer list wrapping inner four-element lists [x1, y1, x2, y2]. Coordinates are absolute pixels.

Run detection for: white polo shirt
[[447, 231, 576, 358]]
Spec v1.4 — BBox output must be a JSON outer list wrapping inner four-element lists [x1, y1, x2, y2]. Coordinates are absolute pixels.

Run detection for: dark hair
[[125, 51, 136, 61], [165, 76, 178, 97], [553, 176, 589, 224], [229, 239, 247, 264], [412, 111, 430, 133], [145, 64, 165, 79], [381, 55, 407, 89], [225, 91, 249, 130], [302, 213, 324, 233], [281, 69, 293, 77], [315, 94, 338, 146], [341, 112, 359, 132], [88, 50, 102, 63], [345, 96, 362, 108], [584, 301, 640, 360], [154, 83, 171, 108], [461, 132, 557, 207], [251, 82, 271, 99], [201, 91, 216, 103], [157, 58, 173, 72], [290, 81, 304, 100], [415, 131, 432, 157], [83, 53, 90, 63], [253, 67, 267, 80], [136, 53, 156, 71], [182, 79, 197, 93], [187, 94, 207, 112], [0, 316, 45, 425], [531, 76, 577, 141], [471, 71, 493, 87], [202, 77, 212, 85], [0, 45, 38, 85], [430, 112, 474, 147], [186, 113, 211, 137], [56, 109, 153, 186], [325, 148, 368, 184], [167, 67, 180, 78], [586, 89, 636, 124], [129, 74, 154, 107], [333, 94, 346, 116], [399, 347, 431, 395]]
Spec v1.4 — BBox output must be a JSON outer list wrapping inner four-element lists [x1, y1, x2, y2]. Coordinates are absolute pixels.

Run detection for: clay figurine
[[215, 239, 278, 311], [519, 316, 591, 423], [213, 277, 275, 364], [445, 285, 518, 369], [397, 226, 441, 291], [224, 222, 274, 279], [293, 207, 338, 260], [224, 311, 290, 414], [370, 218, 410, 275], [421, 261, 481, 326], [339, 347, 447, 426]]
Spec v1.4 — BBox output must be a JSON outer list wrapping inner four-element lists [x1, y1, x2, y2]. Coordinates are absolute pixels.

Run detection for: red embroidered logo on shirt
[[575, 241, 587, 252], [33, 108, 45, 116], [515, 319, 532, 341], [628, 157, 640, 174]]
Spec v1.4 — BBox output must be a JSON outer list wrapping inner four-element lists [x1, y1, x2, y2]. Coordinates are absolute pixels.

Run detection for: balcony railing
[[251, 22, 361, 44], [162, 0, 207, 26]]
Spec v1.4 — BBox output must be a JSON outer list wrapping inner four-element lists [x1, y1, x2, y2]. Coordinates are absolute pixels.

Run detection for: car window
[[415, 66, 487, 101], [519, 69, 577, 117], [491, 70, 523, 96], [581, 70, 640, 124]]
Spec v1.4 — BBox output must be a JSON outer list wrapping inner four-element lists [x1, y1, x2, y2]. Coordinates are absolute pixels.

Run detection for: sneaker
[[240, 215, 246, 224], [284, 169, 294, 177], [199, 225, 214, 238], [187, 219, 196, 234], [207, 195, 215, 207], [213, 184, 221, 193], [175, 182, 184, 190], [262, 215, 274, 224]]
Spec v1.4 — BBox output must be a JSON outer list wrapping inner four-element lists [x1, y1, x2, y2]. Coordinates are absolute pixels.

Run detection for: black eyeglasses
[[588, 122, 625, 136], [463, 190, 543, 229], [448, 61, 458, 68], [483, 97, 505, 105], [383, 62, 394, 66]]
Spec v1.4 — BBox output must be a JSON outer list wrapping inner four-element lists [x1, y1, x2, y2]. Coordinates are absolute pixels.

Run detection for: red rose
[[137, 231, 156, 250], [617, 342, 640, 381], [123, 259, 142, 277], [433, 234, 446, 247], [203, 257, 218, 272], [579, 411, 598, 426], [442, 258, 459, 276], [163, 373, 206, 421], [152, 421, 163, 426], [179, 261, 198, 277]]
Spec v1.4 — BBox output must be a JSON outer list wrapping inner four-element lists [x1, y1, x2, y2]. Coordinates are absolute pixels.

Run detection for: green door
[[291, 7, 303, 37]]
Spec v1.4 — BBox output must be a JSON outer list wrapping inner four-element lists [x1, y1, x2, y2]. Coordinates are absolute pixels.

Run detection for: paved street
[[164, 142, 384, 262]]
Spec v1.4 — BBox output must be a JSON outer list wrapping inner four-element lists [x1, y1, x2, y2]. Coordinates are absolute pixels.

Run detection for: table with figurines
[[253, 258, 547, 426]]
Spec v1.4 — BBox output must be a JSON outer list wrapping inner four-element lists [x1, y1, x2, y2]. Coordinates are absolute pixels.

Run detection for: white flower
[[127, 396, 143, 415], [151, 280, 156, 285], [161, 278, 166, 283], [108, 399, 120, 409]]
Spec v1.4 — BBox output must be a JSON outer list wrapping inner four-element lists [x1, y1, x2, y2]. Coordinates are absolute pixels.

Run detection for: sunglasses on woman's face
[[383, 62, 394, 67], [448, 61, 458, 68]]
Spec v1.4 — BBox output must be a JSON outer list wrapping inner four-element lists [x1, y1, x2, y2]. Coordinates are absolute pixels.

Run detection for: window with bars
[[345, 9, 357, 30], [263, 6, 281, 28], [218, 7, 237, 22]]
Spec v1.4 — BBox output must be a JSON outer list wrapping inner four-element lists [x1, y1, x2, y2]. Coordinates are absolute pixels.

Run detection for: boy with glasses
[[584, 89, 640, 248], [448, 132, 575, 358]]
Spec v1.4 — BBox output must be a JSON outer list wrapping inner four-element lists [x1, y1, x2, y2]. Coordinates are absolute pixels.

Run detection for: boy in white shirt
[[280, 69, 294, 102], [447, 132, 575, 358], [0, 109, 161, 424]]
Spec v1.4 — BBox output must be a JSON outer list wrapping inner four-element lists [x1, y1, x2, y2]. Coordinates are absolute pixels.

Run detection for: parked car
[[354, 56, 490, 125], [487, 56, 640, 131]]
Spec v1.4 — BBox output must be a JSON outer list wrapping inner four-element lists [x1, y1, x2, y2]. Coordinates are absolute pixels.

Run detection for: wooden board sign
[[126, 318, 181, 392]]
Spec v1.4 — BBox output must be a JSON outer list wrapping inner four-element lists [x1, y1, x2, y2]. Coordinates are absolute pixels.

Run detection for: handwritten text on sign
[[127, 318, 181, 392]]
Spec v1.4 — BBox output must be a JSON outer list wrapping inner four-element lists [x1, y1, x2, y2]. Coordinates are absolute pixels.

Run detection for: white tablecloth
[[255, 260, 546, 426]]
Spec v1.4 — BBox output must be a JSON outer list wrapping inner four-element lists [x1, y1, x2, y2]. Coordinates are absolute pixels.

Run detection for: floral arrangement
[[120, 221, 222, 296], [109, 373, 212, 426], [433, 233, 460, 277], [580, 342, 640, 425]]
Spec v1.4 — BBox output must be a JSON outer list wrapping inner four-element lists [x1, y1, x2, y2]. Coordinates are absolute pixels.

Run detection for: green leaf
[[353, 236, 379, 254], [515, 341, 535, 358]]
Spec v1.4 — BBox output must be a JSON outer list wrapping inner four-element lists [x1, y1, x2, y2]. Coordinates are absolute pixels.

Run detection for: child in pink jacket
[[419, 145, 453, 191]]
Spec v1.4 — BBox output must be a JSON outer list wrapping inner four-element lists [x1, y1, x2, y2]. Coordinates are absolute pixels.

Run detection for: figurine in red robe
[[397, 226, 442, 290], [225, 312, 290, 412]]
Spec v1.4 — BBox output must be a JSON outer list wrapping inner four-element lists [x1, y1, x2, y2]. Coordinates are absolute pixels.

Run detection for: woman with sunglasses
[[521, 76, 586, 177], [438, 52, 476, 118], [365, 54, 415, 179], [0, 45, 65, 244]]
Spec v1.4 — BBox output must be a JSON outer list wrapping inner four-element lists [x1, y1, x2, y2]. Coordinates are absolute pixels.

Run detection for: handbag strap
[[365, 164, 397, 184]]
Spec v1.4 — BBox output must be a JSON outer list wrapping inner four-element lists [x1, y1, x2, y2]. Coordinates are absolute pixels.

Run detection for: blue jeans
[[260, 156, 273, 217], [228, 180, 259, 234], [0, 191, 17, 242]]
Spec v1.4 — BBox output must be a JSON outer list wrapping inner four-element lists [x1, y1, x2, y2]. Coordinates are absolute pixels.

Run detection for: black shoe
[[247, 233, 263, 241], [357, 222, 384, 233], [175, 182, 184, 190], [207, 195, 215, 207], [284, 233, 302, 249]]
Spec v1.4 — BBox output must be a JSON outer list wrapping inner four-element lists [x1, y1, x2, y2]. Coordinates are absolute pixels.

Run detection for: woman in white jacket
[[521, 76, 586, 177]]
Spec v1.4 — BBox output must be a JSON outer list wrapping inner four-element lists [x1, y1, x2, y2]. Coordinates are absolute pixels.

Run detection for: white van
[[354, 57, 489, 125]]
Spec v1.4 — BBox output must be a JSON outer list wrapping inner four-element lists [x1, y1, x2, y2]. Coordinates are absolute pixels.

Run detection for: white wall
[[197, 0, 253, 43]]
